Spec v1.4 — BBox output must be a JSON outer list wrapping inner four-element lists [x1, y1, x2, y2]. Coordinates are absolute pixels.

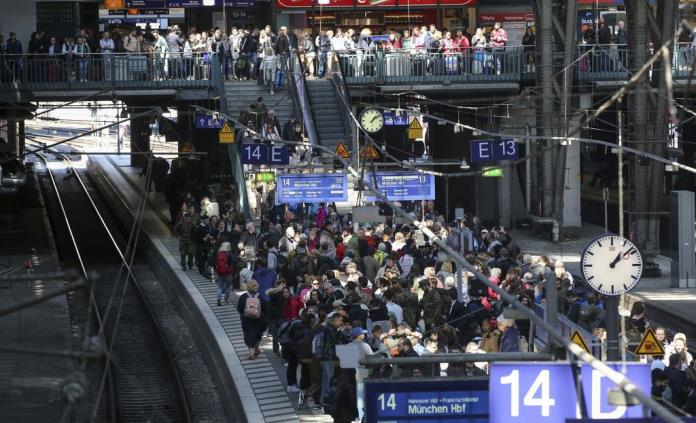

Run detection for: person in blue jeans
[[316, 30, 332, 78], [214, 242, 236, 306], [320, 312, 347, 410]]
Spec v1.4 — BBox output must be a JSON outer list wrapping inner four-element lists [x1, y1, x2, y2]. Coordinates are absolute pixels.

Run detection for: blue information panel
[[383, 110, 409, 126], [167, 0, 204, 6], [241, 144, 289, 165], [490, 362, 651, 423], [194, 113, 224, 129], [277, 174, 347, 204], [126, 0, 166, 7], [365, 378, 489, 423], [364, 172, 435, 201], [470, 139, 519, 162]]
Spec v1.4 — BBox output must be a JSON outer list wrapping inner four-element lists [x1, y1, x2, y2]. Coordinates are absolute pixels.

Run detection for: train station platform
[[510, 223, 696, 341], [87, 154, 330, 423], [0, 168, 71, 421]]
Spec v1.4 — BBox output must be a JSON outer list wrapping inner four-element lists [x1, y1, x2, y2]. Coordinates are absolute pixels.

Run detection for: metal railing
[[533, 303, 603, 358], [576, 44, 630, 81], [0, 52, 216, 90], [337, 47, 522, 85]]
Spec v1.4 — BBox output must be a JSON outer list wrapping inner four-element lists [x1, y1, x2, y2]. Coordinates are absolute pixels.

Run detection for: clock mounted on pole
[[580, 235, 644, 360]]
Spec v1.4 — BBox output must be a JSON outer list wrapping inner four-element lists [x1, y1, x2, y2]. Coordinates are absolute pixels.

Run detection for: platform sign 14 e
[[365, 378, 489, 423], [241, 144, 289, 165], [489, 362, 651, 423]]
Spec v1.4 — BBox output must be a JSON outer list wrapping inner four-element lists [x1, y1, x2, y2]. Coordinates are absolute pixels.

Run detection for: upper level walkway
[[1, 43, 694, 102], [0, 52, 217, 102], [335, 43, 696, 94]]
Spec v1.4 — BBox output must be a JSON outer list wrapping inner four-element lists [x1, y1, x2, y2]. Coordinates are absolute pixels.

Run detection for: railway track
[[33, 146, 191, 423]]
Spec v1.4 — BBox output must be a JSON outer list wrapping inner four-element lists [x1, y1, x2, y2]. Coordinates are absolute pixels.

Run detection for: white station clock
[[580, 235, 644, 296], [359, 108, 384, 133]]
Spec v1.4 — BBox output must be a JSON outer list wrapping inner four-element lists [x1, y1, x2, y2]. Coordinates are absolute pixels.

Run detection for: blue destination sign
[[365, 378, 489, 423], [125, 0, 166, 8], [277, 174, 347, 204], [194, 113, 224, 129], [166, 0, 204, 6], [364, 171, 435, 201], [470, 139, 519, 162], [490, 362, 650, 423], [241, 144, 289, 165], [383, 110, 408, 126]]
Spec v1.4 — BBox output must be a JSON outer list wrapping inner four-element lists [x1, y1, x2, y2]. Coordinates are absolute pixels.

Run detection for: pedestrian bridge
[[334, 44, 695, 94], [0, 53, 218, 102], [0, 44, 693, 101]]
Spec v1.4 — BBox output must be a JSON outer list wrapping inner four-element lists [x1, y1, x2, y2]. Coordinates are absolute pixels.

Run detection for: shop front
[[99, 7, 185, 33], [103, 0, 265, 34], [477, 10, 534, 46], [577, 0, 625, 36], [275, 0, 476, 36]]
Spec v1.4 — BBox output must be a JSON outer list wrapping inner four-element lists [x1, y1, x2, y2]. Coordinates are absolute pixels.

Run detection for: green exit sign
[[482, 167, 503, 177], [255, 172, 276, 182]]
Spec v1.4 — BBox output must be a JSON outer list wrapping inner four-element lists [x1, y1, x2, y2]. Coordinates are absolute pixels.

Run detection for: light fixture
[[120, 107, 128, 119], [460, 159, 470, 170]]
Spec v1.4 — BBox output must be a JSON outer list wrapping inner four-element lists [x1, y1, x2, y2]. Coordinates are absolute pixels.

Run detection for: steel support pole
[[605, 295, 621, 361]]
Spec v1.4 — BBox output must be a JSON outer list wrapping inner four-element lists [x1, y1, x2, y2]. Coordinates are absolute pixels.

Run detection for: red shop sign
[[356, 0, 397, 6], [398, 0, 437, 6], [438, 0, 476, 4], [478, 12, 535, 23], [277, 0, 354, 7]]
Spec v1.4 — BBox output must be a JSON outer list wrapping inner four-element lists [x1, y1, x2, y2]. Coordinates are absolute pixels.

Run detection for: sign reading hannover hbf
[[365, 378, 489, 422]]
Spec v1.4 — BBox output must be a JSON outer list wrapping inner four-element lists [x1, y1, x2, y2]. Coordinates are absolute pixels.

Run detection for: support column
[[499, 160, 512, 228], [130, 114, 150, 168], [8, 120, 17, 153], [562, 115, 582, 229]]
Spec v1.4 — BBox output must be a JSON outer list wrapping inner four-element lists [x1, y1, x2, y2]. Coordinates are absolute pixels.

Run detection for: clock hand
[[371, 115, 378, 123], [609, 252, 622, 268]]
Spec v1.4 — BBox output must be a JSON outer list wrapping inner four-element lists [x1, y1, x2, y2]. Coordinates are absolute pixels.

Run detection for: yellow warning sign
[[408, 118, 423, 139], [570, 330, 591, 354], [335, 143, 351, 159], [634, 328, 665, 356], [219, 121, 234, 144], [360, 144, 380, 160]]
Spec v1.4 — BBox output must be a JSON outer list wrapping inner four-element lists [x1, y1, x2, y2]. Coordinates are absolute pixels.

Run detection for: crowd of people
[[169, 186, 696, 421], [7, 18, 685, 86]]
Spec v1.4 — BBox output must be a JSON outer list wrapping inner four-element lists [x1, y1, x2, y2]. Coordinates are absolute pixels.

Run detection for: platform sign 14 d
[[364, 378, 489, 423], [489, 362, 651, 423]]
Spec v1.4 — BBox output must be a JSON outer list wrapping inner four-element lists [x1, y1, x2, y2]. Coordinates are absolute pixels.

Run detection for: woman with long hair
[[237, 279, 268, 359]]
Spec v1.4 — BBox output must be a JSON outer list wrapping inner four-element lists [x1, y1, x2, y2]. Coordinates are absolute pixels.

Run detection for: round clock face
[[581, 235, 644, 296], [359, 108, 384, 133]]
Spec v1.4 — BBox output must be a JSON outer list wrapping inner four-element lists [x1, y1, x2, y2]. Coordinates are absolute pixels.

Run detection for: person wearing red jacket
[[489, 22, 508, 74]]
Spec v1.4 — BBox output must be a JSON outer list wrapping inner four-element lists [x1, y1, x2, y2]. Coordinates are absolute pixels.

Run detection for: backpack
[[322, 385, 340, 416], [285, 296, 303, 319], [311, 328, 325, 359], [243, 294, 261, 319], [278, 319, 299, 347], [272, 251, 289, 273], [297, 329, 319, 363], [517, 335, 529, 352], [215, 251, 232, 276]]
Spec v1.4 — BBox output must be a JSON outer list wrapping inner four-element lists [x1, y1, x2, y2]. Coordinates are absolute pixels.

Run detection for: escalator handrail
[[289, 50, 319, 147]]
